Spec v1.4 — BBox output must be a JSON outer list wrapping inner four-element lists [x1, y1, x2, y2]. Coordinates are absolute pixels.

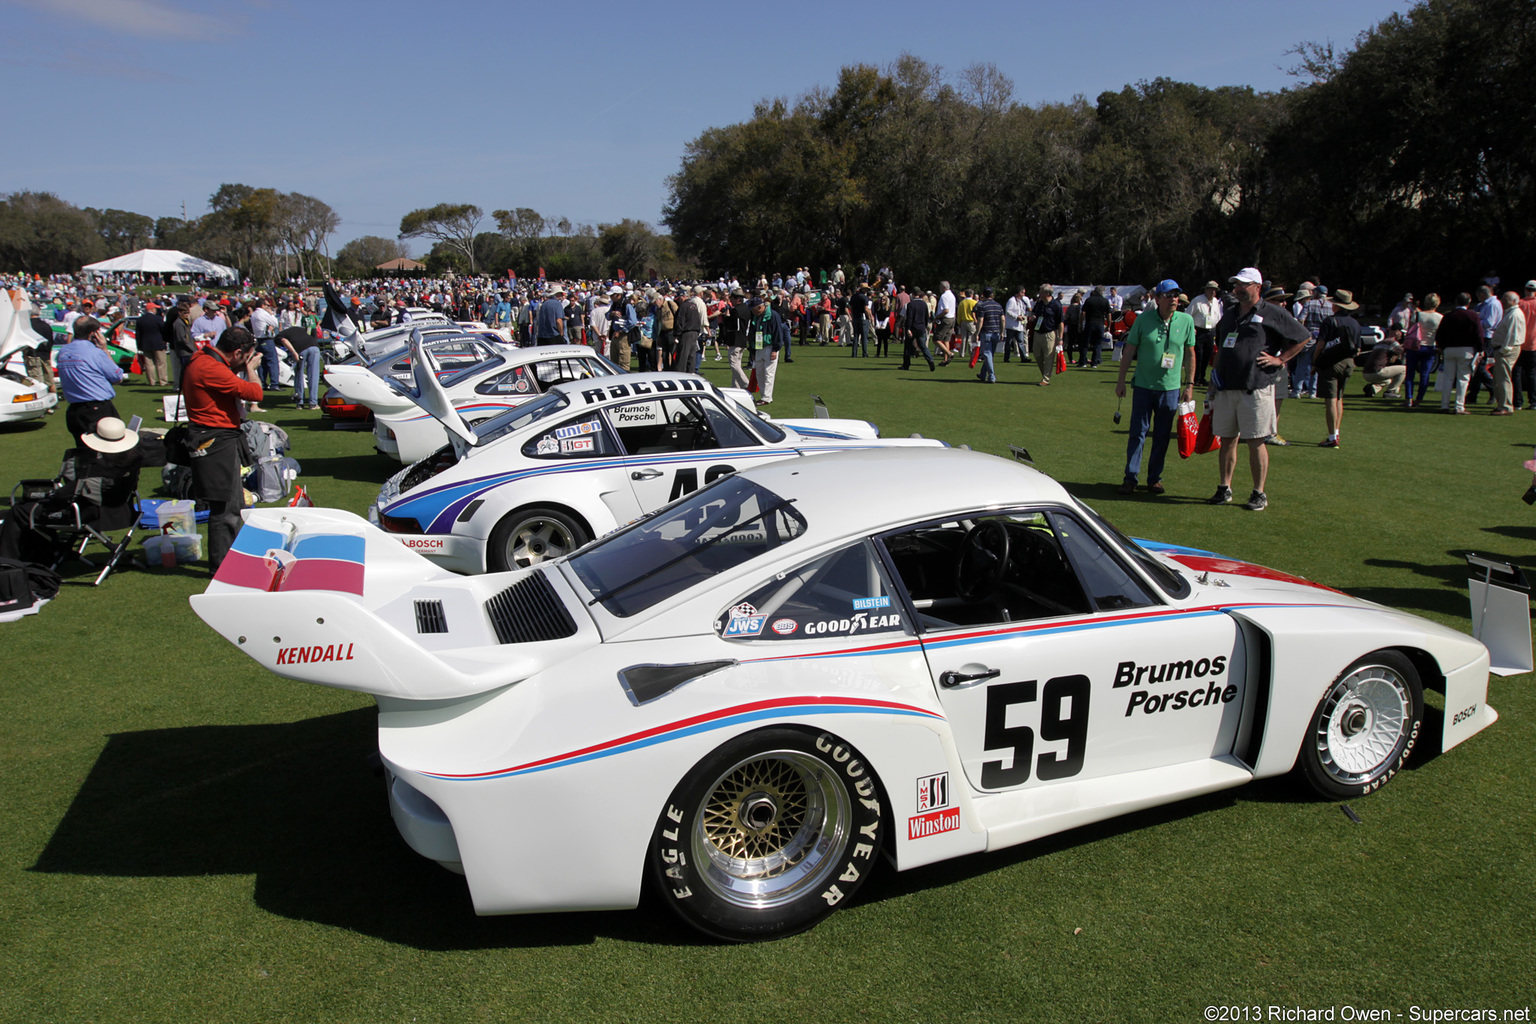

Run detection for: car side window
[[880, 511, 1093, 631], [715, 541, 905, 641], [521, 412, 619, 460], [1047, 512, 1155, 611], [610, 396, 729, 455], [475, 365, 536, 396], [532, 357, 612, 389]]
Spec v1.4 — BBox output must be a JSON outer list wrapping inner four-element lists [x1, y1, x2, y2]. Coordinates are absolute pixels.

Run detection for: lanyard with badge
[[1222, 304, 1264, 350]]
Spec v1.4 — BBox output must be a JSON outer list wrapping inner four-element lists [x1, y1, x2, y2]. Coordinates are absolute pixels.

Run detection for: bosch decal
[[915, 772, 949, 812], [401, 538, 445, 550], [908, 807, 960, 840]]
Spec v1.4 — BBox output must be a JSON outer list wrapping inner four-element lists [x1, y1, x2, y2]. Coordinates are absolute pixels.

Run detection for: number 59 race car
[[192, 447, 1498, 942]]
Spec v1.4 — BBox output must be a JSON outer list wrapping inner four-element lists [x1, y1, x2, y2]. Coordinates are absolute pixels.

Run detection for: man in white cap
[[1207, 267, 1311, 512]]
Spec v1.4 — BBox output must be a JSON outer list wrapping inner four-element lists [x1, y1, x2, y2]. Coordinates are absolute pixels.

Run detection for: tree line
[[0, 185, 339, 282], [663, 0, 1534, 302]]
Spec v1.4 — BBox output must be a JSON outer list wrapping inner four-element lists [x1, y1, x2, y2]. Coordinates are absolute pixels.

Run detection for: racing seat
[[10, 451, 142, 586]]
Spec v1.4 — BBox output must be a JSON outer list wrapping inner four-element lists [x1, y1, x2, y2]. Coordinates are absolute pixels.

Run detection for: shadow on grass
[[289, 454, 399, 484], [31, 709, 698, 950], [1360, 548, 1536, 618]]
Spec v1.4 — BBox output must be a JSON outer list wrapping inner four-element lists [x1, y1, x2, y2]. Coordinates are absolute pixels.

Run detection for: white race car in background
[[370, 334, 945, 573], [0, 288, 59, 424], [335, 342, 619, 464], [192, 447, 1498, 941]]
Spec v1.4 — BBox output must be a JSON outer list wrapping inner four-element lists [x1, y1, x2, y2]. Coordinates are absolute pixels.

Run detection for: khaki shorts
[[1211, 385, 1276, 440]]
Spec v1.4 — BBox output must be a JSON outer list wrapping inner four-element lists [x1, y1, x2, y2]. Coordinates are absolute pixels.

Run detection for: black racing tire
[[1298, 650, 1423, 799], [486, 507, 588, 572], [649, 727, 885, 942]]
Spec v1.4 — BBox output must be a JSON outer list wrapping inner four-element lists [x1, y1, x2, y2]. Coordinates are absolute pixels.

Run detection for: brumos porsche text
[[1114, 655, 1234, 716]]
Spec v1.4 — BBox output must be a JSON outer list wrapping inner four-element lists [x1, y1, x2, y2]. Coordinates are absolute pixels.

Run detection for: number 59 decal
[[980, 674, 1091, 789]]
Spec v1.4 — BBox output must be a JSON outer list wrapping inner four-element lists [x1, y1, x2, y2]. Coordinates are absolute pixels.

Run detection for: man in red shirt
[[183, 326, 264, 570], [1517, 280, 1536, 410]]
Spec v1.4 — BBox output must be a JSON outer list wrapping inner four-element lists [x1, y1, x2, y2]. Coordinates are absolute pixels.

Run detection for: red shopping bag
[[747, 368, 758, 393], [1176, 400, 1199, 459], [1194, 408, 1217, 455], [1055, 349, 1067, 374]]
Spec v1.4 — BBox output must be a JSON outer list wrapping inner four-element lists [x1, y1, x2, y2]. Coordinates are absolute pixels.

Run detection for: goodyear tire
[[487, 508, 588, 571], [1298, 650, 1423, 799], [649, 727, 884, 942]]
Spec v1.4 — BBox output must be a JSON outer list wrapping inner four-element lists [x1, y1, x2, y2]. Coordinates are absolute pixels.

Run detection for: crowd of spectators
[[6, 263, 1535, 524]]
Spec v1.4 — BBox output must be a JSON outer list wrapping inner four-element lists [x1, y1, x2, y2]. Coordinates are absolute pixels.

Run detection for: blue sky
[[1, 0, 1409, 256]]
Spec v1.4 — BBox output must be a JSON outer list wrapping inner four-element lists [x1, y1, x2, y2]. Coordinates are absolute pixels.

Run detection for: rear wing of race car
[[190, 508, 595, 701]]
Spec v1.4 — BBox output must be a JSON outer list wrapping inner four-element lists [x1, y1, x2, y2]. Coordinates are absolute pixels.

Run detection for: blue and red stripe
[[418, 696, 943, 781]]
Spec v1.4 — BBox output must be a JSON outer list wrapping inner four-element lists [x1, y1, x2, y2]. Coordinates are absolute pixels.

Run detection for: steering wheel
[[955, 520, 1011, 603]]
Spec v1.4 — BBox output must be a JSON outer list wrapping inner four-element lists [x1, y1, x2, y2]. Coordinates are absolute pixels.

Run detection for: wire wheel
[[692, 750, 849, 910], [1300, 650, 1422, 798]]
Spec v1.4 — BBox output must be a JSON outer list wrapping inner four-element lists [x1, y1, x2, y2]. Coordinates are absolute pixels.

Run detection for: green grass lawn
[[3, 343, 1533, 1023]]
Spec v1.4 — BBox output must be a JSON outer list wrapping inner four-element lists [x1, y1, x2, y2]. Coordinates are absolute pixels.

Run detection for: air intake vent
[[485, 571, 577, 644], [414, 599, 448, 634]]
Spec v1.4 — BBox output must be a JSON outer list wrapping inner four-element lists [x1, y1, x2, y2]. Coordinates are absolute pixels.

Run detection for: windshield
[[740, 410, 787, 443], [570, 475, 807, 617], [473, 392, 570, 445], [1070, 497, 1190, 598]]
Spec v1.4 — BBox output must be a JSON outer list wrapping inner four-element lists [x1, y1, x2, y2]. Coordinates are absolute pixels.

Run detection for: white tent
[[81, 248, 238, 282]]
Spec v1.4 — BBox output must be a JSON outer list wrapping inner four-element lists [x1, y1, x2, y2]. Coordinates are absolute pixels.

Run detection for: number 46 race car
[[192, 447, 1499, 942], [370, 330, 944, 573]]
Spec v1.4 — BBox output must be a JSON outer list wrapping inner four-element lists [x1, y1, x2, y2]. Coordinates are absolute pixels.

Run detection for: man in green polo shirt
[[1114, 279, 1196, 495]]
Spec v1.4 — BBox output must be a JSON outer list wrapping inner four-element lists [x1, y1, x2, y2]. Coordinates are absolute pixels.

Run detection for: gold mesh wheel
[[691, 750, 849, 909]]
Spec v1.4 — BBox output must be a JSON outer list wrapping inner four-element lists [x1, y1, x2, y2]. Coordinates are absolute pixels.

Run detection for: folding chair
[[12, 451, 143, 586]]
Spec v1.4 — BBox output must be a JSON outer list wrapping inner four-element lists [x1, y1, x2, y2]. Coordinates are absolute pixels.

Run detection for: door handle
[[631, 468, 663, 480], [940, 668, 1000, 688]]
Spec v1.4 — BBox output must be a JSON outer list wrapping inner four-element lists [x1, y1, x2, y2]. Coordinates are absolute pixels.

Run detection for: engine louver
[[414, 599, 448, 634], [484, 571, 577, 644]]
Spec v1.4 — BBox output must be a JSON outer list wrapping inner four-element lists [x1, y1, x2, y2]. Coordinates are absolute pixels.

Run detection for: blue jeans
[[258, 338, 280, 389], [1405, 348, 1437, 404], [1290, 347, 1315, 395], [1004, 328, 1024, 361], [293, 345, 323, 406], [977, 331, 1000, 381], [850, 315, 867, 356], [1124, 387, 1179, 485]]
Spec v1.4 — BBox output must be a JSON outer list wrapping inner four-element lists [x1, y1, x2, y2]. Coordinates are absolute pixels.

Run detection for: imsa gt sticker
[[916, 771, 949, 812]]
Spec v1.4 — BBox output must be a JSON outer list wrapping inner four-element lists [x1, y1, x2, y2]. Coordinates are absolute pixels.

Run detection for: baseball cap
[[1228, 267, 1263, 286], [1152, 279, 1180, 295]]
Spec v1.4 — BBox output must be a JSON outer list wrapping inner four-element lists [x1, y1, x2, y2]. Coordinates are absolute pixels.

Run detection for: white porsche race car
[[369, 335, 944, 573], [327, 341, 619, 465], [192, 447, 1498, 942], [0, 288, 59, 424]]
